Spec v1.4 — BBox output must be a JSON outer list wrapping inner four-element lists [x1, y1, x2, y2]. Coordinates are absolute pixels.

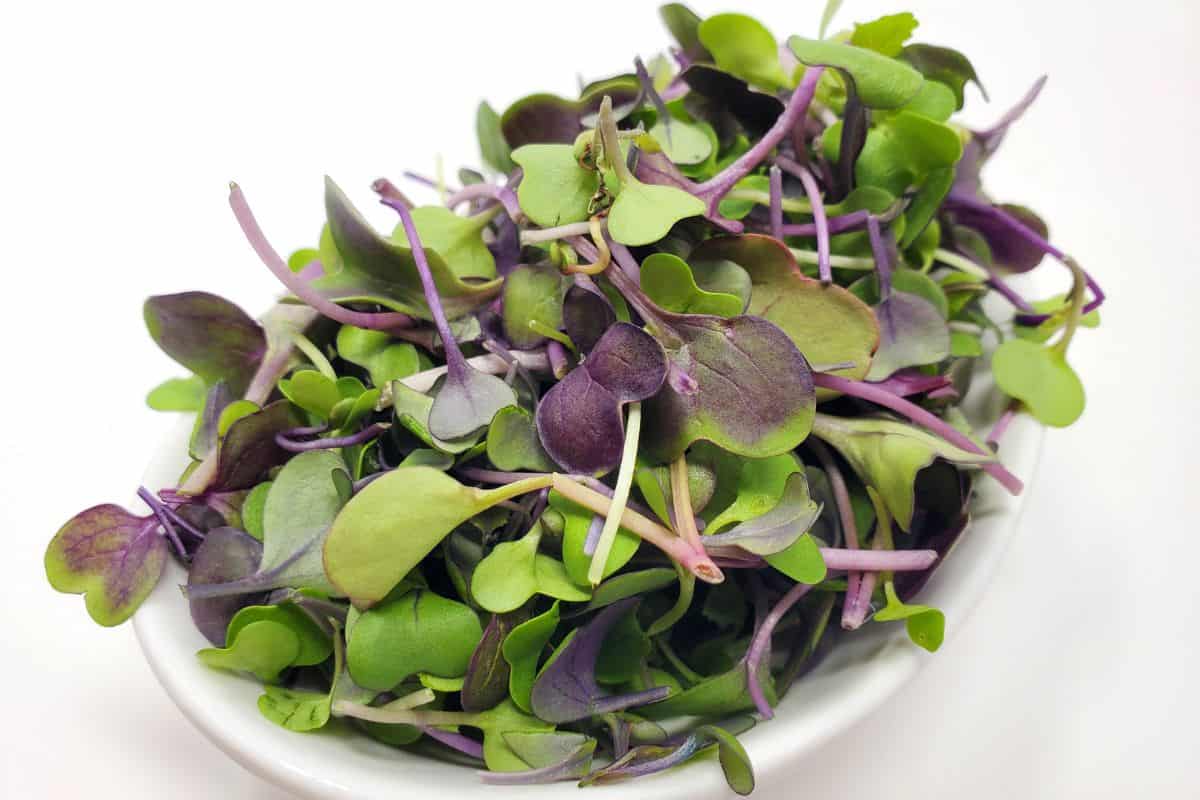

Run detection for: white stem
[[588, 403, 642, 586]]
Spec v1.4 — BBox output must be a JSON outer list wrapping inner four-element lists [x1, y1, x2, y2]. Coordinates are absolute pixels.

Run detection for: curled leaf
[[992, 339, 1085, 427], [788, 36, 924, 109], [704, 472, 823, 558]]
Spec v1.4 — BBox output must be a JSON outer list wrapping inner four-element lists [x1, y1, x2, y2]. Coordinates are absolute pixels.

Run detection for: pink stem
[[808, 440, 866, 629], [228, 184, 414, 330], [768, 164, 784, 241], [813, 373, 1024, 495], [745, 582, 814, 718], [777, 156, 831, 283], [444, 182, 522, 221], [820, 547, 936, 572]]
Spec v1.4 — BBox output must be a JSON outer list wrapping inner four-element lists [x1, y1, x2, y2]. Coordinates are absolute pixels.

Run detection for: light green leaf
[[502, 263, 568, 349], [788, 36, 924, 108], [347, 588, 483, 690], [875, 581, 944, 651], [850, 12, 919, 57], [511, 144, 599, 228], [534, 555, 591, 602], [241, 481, 271, 542], [699, 13, 789, 90], [477, 100, 515, 174], [471, 527, 541, 613], [607, 181, 705, 246], [390, 205, 496, 282], [258, 450, 350, 594], [549, 491, 640, 585], [146, 376, 207, 412], [336, 325, 421, 387], [649, 118, 714, 165], [640, 253, 743, 317], [992, 338, 1085, 427], [486, 406, 556, 472], [502, 601, 561, 713], [697, 444, 804, 534], [198, 621, 300, 683]]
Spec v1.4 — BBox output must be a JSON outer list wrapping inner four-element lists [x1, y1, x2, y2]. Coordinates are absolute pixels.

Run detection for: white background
[[2, 0, 1197, 797]]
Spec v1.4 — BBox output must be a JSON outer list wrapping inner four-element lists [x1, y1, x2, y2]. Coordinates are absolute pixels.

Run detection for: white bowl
[[135, 376, 1043, 799]]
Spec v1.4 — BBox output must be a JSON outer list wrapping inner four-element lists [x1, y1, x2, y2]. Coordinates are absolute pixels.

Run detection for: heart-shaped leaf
[[502, 264, 568, 349], [45, 505, 167, 627], [992, 338, 1085, 427], [486, 406, 556, 472], [649, 117, 714, 166], [511, 145, 599, 228], [347, 588, 483, 690], [607, 181, 706, 247], [336, 325, 422, 387], [391, 381, 482, 454], [690, 235, 878, 386], [640, 253, 743, 317], [865, 292, 951, 380], [146, 375, 207, 412], [875, 581, 945, 651], [187, 527, 264, 645], [680, 65, 784, 139], [536, 322, 668, 476], [695, 445, 803, 534]]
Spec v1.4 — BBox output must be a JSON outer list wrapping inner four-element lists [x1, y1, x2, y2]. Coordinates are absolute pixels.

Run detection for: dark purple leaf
[[530, 598, 669, 723], [946, 198, 1051, 273], [561, 282, 616, 354], [188, 527, 264, 645], [143, 292, 266, 396], [894, 462, 973, 600], [44, 505, 168, 627], [462, 607, 532, 712], [212, 401, 302, 492], [867, 369, 953, 398], [536, 323, 668, 476], [680, 65, 784, 139]]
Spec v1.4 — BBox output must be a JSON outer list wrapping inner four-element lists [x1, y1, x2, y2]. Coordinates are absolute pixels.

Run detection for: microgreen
[[47, 3, 1100, 789]]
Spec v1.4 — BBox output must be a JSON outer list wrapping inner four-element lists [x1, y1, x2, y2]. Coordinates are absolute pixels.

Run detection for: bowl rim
[[134, 376, 1045, 799]]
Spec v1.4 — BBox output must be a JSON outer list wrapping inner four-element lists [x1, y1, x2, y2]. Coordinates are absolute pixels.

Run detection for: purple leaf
[[188, 527, 265, 645], [864, 293, 950, 381], [946, 196, 1052, 274], [894, 462, 973, 601], [530, 597, 669, 723], [143, 292, 266, 396], [190, 382, 235, 461], [462, 608, 531, 712], [44, 505, 168, 627], [561, 282, 616, 354], [479, 739, 596, 785], [867, 369, 953, 398], [536, 323, 667, 476], [210, 401, 303, 492], [680, 64, 784, 139]]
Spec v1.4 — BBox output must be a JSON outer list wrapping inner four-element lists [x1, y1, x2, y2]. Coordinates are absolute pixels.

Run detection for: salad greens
[[44, 3, 1100, 793]]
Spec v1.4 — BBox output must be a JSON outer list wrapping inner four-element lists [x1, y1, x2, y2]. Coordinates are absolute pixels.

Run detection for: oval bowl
[[135, 360, 1043, 800]]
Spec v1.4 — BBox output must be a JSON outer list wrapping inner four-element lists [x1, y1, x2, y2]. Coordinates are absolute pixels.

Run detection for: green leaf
[[649, 117, 714, 165], [717, 175, 771, 220], [582, 568, 678, 612], [486, 406, 556, 472], [480, 700, 555, 771], [865, 292, 951, 380], [640, 253, 743, 317], [900, 167, 954, 248], [595, 607, 650, 684], [850, 269, 950, 318], [788, 36, 924, 109], [811, 412, 993, 529], [697, 445, 803, 534], [764, 533, 826, 584], [256, 450, 350, 594], [502, 263, 568, 349], [347, 588, 483, 690], [900, 43, 985, 109], [607, 181, 705, 246], [690, 235, 879, 389], [325, 467, 549, 607], [216, 400, 260, 437], [316, 178, 501, 320], [898, 80, 956, 122], [336, 325, 421, 387], [476, 100, 515, 173], [705, 472, 824, 560], [875, 581, 945, 652], [471, 526, 541, 614], [418, 672, 466, 692], [992, 339, 1085, 427], [502, 601, 561, 713], [646, 564, 695, 636], [143, 292, 266, 397], [696, 724, 756, 795], [198, 621, 300, 683], [277, 370, 343, 420], [146, 376, 207, 412], [850, 12, 919, 57], [241, 481, 271, 541], [660, 3, 709, 61], [698, 13, 788, 90], [855, 111, 963, 196], [510, 144, 599, 228], [390, 382, 482, 454], [550, 491, 641, 585], [950, 331, 983, 357], [691, 257, 752, 311], [389, 205, 496, 282], [258, 686, 332, 732], [638, 663, 774, 720], [224, 603, 332, 666], [534, 555, 591, 602], [819, 0, 844, 38]]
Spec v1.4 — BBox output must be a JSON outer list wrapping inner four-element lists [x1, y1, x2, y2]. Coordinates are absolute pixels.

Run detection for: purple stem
[[582, 514, 604, 556], [987, 405, 1018, 449], [820, 548, 936, 572], [137, 487, 187, 558], [946, 191, 1105, 323], [694, 67, 825, 214], [606, 239, 642, 281], [807, 440, 866, 629], [402, 170, 444, 191], [814, 373, 1025, 495], [977, 75, 1047, 144], [420, 727, 484, 760], [790, 159, 832, 283], [866, 215, 892, 298], [275, 423, 390, 453], [547, 340, 570, 379], [987, 276, 1036, 312], [768, 164, 784, 241], [378, 196, 470, 379], [444, 183, 522, 221], [745, 582, 814, 718], [371, 177, 414, 210], [779, 208, 870, 237], [352, 469, 392, 494], [227, 184, 415, 330]]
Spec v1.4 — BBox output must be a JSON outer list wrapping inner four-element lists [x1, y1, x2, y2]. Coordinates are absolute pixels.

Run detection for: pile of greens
[[44, 3, 1101, 793]]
